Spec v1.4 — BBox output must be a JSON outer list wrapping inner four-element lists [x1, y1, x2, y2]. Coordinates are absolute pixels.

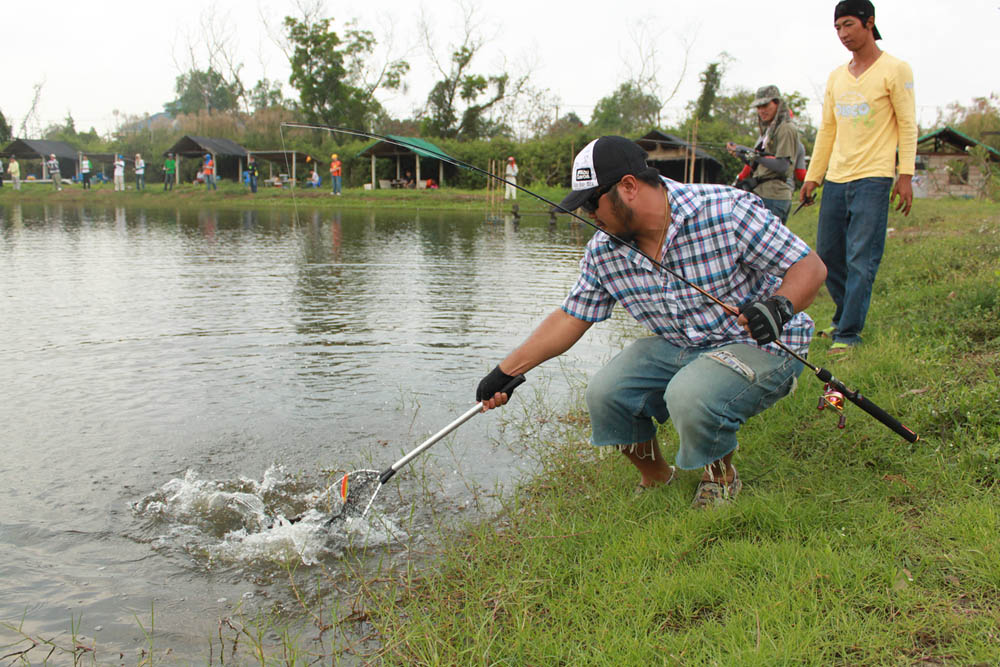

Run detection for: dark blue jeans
[[760, 197, 791, 224], [815, 177, 893, 345]]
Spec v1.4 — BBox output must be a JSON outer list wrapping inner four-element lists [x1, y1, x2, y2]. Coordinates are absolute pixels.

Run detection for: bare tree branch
[[19, 80, 44, 138]]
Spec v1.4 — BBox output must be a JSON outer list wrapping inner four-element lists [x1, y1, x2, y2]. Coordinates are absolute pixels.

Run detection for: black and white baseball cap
[[558, 136, 650, 211]]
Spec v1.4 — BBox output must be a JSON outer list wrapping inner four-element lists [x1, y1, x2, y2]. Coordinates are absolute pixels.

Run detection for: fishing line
[[280, 123, 918, 444], [278, 123, 302, 229]]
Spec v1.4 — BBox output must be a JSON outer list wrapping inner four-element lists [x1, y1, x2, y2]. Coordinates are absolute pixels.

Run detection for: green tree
[[249, 78, 288, 112], [421, 44, 510, 139], [284, 15, 403, 130], [589, 82, 661, 135], [694, 59, 728, 122], [42, 113, 79, 143], [938, 94, 1000, 149], [164, 69, 239, 115], [418, 4, 522, 140], [0, 108, 11, 142]]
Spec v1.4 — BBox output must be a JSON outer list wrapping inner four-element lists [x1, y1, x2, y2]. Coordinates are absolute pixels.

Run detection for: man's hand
[[738, 296, 795, 345], [800, 181, 819, 204], [476, 365, 518, 411], [891, 174, 913, 216]]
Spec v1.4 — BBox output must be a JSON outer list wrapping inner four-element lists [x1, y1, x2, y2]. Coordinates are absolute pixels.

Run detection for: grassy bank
[[0, 180, 567, 214], [351, 198, 1000, 664]]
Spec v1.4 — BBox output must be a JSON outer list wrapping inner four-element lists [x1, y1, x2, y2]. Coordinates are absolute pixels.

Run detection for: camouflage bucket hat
[[750, 85, 782, 108]]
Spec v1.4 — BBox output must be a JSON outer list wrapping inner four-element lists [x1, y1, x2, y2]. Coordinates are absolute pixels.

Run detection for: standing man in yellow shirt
[[800, 0, 916, 353]]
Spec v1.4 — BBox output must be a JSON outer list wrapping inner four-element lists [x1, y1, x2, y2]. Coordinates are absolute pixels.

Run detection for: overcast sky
[[6, 0, 997, 138]]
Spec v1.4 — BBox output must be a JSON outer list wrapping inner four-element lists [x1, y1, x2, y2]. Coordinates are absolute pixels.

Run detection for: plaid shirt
[[562, 178, 814, 357]]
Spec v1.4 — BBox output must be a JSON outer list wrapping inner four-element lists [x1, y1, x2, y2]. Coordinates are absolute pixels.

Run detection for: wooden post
[[371, 154, 376, 188], [439, 160, 444, 187], [415, 156, 421, 184], [683, 129, 690, 183], [292, 154, 296, 188], [689, 118, 699, 183]]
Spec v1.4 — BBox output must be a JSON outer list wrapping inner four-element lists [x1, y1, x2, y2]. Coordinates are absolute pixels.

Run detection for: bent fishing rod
[[280, 122, 919, 443]]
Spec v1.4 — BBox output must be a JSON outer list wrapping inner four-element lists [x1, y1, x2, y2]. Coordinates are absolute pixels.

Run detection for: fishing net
[[322, 469, 383, 526]]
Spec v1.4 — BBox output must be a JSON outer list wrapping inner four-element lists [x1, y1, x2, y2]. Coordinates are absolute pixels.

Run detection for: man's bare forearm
[[499, 309, 593, 376]]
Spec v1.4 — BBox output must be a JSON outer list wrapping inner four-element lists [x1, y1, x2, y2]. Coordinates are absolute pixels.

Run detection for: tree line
[[2, 3, 997, 189]]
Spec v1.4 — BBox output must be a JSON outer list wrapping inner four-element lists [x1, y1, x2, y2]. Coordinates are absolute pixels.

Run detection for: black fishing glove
[[740, 295, 795, 345], [476, 365, 519, 402]]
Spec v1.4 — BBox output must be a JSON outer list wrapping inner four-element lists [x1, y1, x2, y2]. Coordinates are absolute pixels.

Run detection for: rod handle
[[816, 368, 919, 443]]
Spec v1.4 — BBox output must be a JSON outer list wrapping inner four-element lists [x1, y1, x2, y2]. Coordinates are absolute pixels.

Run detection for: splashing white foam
[[133, 468, 401, 566]]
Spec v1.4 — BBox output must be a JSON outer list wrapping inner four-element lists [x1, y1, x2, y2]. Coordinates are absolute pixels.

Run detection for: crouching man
[[477, 136, 826, 508]]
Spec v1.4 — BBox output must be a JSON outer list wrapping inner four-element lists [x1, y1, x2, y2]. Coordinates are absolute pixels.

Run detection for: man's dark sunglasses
[[580, 181, 618, 213]]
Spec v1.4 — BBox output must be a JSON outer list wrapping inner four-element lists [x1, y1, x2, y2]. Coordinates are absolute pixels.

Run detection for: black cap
[[559, 136, 650, 211], [835, 0, 882, 40]]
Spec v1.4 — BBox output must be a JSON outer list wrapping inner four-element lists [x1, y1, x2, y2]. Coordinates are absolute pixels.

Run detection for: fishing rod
[[280, 122, 919, 443]]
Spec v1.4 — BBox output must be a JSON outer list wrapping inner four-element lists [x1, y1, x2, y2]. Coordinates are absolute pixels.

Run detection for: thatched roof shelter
[[2, 139, 79, 178], [164, 135, 249, 182], [636, 130, 724, 184], [356, 135, 454, 188]]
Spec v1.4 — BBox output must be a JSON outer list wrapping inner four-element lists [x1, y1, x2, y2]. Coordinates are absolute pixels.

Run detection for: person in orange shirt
[[203, 154, 217, 191], [329, 153, 342, 196]]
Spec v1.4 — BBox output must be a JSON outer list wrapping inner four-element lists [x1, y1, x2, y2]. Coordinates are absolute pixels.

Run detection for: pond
[[0, 201, 627, 659]]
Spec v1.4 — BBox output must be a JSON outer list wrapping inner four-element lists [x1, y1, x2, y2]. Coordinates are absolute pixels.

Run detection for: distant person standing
[[329, 153, 342, 195], [113, 154, 126, 192], [727, 85, 799, 223], [134, 154, 145, 190], [81, 155, 92, 189], [46, 154, 62, 191], [203, 154, 217, 190], [163, 153, 176, 191], [247, 155, 259, 194], [7, 157, 20, 190], [504, 156, 518, 199], [800, 0, 916, 354]]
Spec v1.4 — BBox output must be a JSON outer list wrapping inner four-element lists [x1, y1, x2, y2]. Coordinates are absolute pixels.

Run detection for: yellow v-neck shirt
[[805, 51, 916, 184]]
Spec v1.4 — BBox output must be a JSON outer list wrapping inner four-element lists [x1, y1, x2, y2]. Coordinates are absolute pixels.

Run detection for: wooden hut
[[635, 130, 724, 184], [356, 135, 454, 189], [163, 135, 249, 184], [246, 150, 315, 186], [1, 139, 79, 180], [913, 126, 1000, 198]]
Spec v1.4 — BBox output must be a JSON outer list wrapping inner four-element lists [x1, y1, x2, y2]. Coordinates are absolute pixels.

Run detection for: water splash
[[131, 466, 399, 566]]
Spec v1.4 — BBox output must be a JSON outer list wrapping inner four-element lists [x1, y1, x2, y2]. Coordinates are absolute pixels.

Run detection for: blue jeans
[[759, 197, 791, 224], [815, 177, 893, 345], [249, 175, 258, 193], [331, 174, 342, 194], [206, 174, 217, 190], [586, 338, 803, 470]]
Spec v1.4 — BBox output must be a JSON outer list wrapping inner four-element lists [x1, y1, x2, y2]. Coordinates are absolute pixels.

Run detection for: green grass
[[0, 180, 568, 214], [353, 197, 1000, 665]]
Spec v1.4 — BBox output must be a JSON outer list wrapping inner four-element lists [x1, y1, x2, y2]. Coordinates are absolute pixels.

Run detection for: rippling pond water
[[0, 201, 628, 658]]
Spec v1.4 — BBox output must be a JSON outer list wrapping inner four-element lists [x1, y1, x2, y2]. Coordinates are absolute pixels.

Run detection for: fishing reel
[[817, 383, 847, 429]]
